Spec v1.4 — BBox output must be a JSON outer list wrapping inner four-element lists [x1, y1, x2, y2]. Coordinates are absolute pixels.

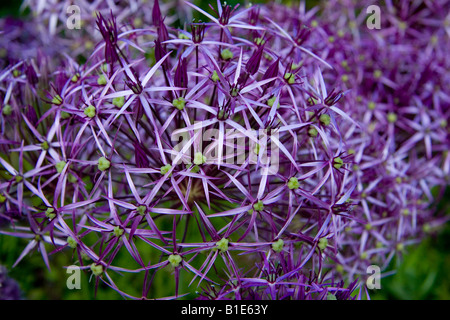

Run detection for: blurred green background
[[0, 0, 449, 300]]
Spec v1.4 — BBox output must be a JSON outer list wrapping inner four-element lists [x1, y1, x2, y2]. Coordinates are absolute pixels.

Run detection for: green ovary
[[333, 157, 344, 169], [90, 263, 103, 276], [253, 200, 264, 212], [172, 97, 186, 110], [84, 105, 96, 118], [168, 254, 182, 267], [97, 74, 107, 85], [221, 49, 233, 60], [287, 177, 300, 190], [160, 164, 172, 175], [215, 238, 229, 253], [193, 152, 206, 165], [272, 239, 284, 253], [56, 161, 67, 173], [98, 156, 111, 171], [112, 96, 125, 108]]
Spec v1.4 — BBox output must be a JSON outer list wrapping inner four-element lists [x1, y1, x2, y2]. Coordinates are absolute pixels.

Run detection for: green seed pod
[[98, 156, 111, 171]]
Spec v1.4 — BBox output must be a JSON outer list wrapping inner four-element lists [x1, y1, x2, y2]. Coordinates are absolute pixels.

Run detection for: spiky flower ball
[[0, 0, 448, 300]]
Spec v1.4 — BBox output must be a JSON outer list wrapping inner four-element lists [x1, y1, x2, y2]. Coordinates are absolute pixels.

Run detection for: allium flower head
[[0, 0, 448, 301]]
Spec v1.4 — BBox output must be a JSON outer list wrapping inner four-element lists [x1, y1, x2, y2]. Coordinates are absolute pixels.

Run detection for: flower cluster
[[314, 0, 450, 285], [0, 0, 448, 300]]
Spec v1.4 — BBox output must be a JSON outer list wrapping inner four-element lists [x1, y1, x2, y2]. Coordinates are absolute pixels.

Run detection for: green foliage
[[371, 224, 450, 299]]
